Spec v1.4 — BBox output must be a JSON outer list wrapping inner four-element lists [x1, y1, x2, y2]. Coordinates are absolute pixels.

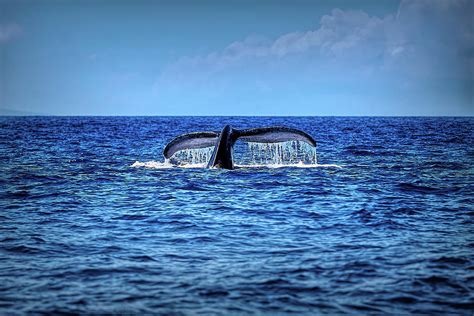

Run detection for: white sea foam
[[131, 160, 341, 169], [131, 160, 207, 169], [236, 162, 341, 169]]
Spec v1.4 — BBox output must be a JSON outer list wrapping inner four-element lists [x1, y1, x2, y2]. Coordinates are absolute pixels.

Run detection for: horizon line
[[1, 114, 473, 118]]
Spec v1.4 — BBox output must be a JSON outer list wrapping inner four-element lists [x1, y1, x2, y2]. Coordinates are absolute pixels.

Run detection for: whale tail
[[163, 126, 316, 162], [163, 131, 219, 159], [235, 126, 316, 147]]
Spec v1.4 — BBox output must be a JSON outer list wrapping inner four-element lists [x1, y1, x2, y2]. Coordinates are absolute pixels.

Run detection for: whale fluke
[[163, 131, 219, 159], [237, 126, 316, 147], [163, 125, 316, 169]]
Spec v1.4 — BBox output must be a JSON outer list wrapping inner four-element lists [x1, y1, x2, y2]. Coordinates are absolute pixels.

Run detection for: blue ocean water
[[0, 116, 473, 314]]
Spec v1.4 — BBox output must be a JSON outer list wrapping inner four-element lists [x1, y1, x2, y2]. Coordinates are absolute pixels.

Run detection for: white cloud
[[154, 0, 473, 111], [0, 23, 22, 43], [168, 9, 387, 69], [386, 0, 473, 75], [159, 0, 472, 78], [157, 9, 388, 89]]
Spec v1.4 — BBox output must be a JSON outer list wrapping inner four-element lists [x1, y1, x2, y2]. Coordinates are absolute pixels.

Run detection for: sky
[[0, 0, 472, 116]]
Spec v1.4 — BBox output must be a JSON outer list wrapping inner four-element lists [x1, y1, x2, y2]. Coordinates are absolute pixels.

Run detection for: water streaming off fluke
[[243, 141, 317, 166], [170, 147, 215, 166], [165, 140, 317, 167]]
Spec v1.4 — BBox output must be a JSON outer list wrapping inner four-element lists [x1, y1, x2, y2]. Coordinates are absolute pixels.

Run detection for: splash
[[130, 140, 338, 169], [131, 160, 341, 169], [240, 141, 317, 166], [131, 160, 206, 169], [131, 147, 214, 169], [131, 160, 173, 169], [170, 147, 214, 166], [236, 162, 341, 169]]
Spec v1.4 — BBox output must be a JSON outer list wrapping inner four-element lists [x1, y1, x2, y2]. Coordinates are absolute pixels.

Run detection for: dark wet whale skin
[[166, 124, 317, 169], [207, 125, 236, 169]]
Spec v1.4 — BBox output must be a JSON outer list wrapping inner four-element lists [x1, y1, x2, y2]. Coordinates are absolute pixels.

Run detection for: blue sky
[[0, 0, 472, 115]]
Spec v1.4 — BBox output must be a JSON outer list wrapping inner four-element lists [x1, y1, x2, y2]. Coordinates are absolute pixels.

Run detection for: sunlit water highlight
[[1, 116, 473, 315]]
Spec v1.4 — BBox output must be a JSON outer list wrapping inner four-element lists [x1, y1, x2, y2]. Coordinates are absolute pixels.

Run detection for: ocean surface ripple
[[0, 116, 473, 314]]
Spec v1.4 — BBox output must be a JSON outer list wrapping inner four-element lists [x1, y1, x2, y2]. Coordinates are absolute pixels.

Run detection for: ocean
[[1, 116, 473, 314]]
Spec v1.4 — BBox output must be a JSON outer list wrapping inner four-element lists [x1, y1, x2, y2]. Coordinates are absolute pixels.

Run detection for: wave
[[131, 160, 341, 169], [397, 182, 460, 194]]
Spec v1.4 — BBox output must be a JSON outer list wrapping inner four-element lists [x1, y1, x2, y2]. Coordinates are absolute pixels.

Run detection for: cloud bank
[[154, 0, 473, 115]]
